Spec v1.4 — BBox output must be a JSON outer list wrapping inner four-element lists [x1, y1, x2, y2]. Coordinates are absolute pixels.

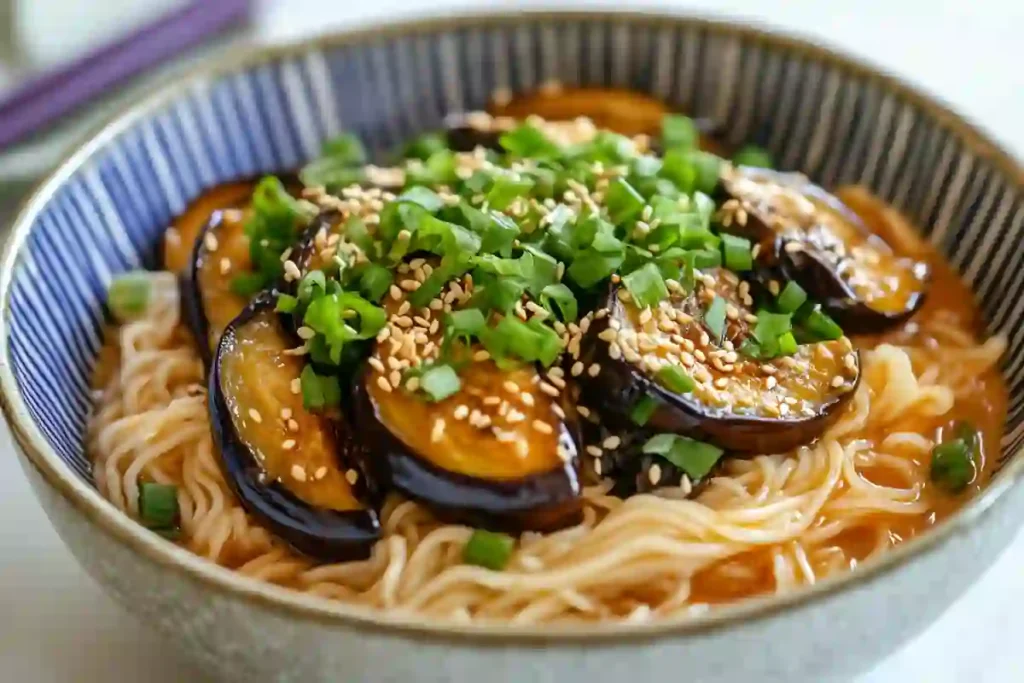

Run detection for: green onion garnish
[[275, 293, 298, 313], [642, 434, 724, 480], [803, 307, 843, 341], [630, 395, 659, 426], [419, 364, 462, 402], [404, 132, 449, 161], [566, 246, 625, 289], [657, 365, 696, 394], [301, 365, 341, 410], [777, 281, 808, 314], [661, 114, 700, 150], [605, 178, 646, 226], [704, 296, 727, 340], [463, 529, 515, 570], [622, 262, 668, 310], [108, 271, 151, 322], [139, 482, 179, 530], [753, 310, 793, 345], [539, 283, 578, 323], [777, 331, 798, 356], [486, 175, 535, 211], [732, 145, 774, 169], [721, 234, 753, 272], [299, 133, 368, 188], [357, 264, 394, 303], [320, 133, 368, 166], [499, 124, 560, 159], [930, 438, 975, 493]]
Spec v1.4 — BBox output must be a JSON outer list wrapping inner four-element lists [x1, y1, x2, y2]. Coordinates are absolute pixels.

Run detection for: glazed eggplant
[[163, 180, 256, 273], [210, 293, 379, 560], [718, 166, 930, 333], [576, 271, 860, 454], [184, 206, 254, 361], [351, 282, 582, 532]]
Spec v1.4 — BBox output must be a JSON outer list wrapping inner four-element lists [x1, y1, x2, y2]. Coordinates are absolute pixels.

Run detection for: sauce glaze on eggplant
[[719, 166, 930, 333], [210, 294, 379, 560], [577, 272, 860, 453]]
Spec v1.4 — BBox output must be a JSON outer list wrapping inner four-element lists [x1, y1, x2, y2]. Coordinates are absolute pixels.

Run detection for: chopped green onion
[[704, 296, 727, 340], [486, 175, 535, 211], [297, 270, 327, 302], [777, 281, 808, 314], [320, 133, 367, 166], [301, 365, 341, 410], [721, 234, 753, 272], [448, 308, 487, 337], [540, 283, 578, 322], [777, 331, 798, 356], [463, 529, 515, 570], [657, 365, 696, 394], [404, 132, 448, 161], [753, 311, 793, 345], [661, 114, 700, 150], [139, 482, 178, 529], [396, 186, 445, 213], [357, 264, 394, 302], [566, 247, 625, 289], [275, 293, 298, 313], [954, 421, 980, 455], [482, 316, 564, 367], [689, 151, 723, 195], [930, 439, 974, 493], [660, 149, 698, 193], [604, 178, 645, 225], [622, 262, 668, 310], [732, 145, 774, 169], [419, 364, 462, 402], [237, 176, 313, 294], [229, 272, 266, 297], [642, 435, 724, 480], [108, 271, 151, 321], [299, 134, 368, 188], [630, 395, 659, 426], [803, 307, 843, 341], [499, 124, 560, 159]]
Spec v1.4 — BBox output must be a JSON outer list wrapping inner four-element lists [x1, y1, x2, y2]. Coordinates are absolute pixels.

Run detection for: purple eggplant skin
[[350, 367, 584, 533], [574, 285, 860, 455], [209, 293, 380, 561], [718, 166, 930, 334]]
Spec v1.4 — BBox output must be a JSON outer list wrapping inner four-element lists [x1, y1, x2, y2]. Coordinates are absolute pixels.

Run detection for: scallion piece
[[753, 311, 792, 345], [499, 124, 560, 159], [566, 248, 625, 289], [139, 482, 179, 530], [486, 175, 535, 211], [777, 331, 798, 356], [463, 529, 515, 570], [622, 262, 669, 310], [661, 114, 700, 150], [630, 395, 659, 426], [539, 283, 578, 322], [721, 234, 753, 272], [803, 307, 843, 341], [358, 264, 394, 302], [320, 133, 367, 166], [657, 365, 696, 394], [604, 178, 645, 225], [301, 364, 341, 410], [777, 281, 808, 314], [419, 364, 462, 402], [404, 132, 448, 161], [108, 271, 151, 322], [704, 296, 727, 340], [642, 435, 724, 480], [275, 293, 299, 313], [930, 439, 974, 493], [732, 145, 774, 169]]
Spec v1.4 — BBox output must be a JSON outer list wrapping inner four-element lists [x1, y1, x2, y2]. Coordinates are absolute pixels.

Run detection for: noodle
[[87, 273, 1005, 622]]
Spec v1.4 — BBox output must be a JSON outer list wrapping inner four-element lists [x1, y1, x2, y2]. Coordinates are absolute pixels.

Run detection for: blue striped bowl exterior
[[5, 16, 1024, 516]]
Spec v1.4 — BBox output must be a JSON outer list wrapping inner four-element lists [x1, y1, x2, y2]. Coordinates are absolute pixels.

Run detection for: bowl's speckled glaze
[[3, 12, 1024, 683]]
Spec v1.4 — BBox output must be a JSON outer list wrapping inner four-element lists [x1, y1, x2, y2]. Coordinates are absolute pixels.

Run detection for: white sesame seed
[[345, 469, 359, 485], [296, 326, 316, 340], [586, 445, 603, 457], [376, 376, 393, 393], [282, 439, 296, 451], [648, 463, 662, 485], [219, 257, 231, 275], [369, 357, 386, 373], [291, 464, 306, 482], [431, 418, 446, 443], [287, 419, 299, 432], [538, 381, 560, 397], [290, 378, 301, 394], [571, 361, 585, 377], [578, 406, 592, 418], [831, 376, 845, 388], [588, 363, 601, 377], [520, 391, 535, 407], [203, 232, 219, 252], [602, 435, 621, 450], [283, 260, 301, 281], [532, 419, 553, 434], [314, 466, 327, 480], [453, 404, 469, 420]]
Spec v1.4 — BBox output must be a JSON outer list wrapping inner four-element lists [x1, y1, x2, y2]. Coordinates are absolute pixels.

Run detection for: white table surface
[[1, 1, 1022, 681]]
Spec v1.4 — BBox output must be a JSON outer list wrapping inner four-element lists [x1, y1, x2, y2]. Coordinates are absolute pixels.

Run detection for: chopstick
[[0, 0, 254, 150]]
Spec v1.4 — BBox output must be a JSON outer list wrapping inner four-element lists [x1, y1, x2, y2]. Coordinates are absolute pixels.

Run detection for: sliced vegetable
[[463, 529, 516, 570], [108, 271, 152, 322], [138, 482, 179, 530]]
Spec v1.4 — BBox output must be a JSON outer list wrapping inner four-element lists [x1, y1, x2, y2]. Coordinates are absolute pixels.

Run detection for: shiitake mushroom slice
[[575, 271, 860, 454], [718, 166, 930, 333], [350, 282, 582, 532], [210, 294, 379, 560]]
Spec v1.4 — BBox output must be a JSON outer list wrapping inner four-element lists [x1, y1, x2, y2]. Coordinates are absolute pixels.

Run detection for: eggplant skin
[[350, 367, 584, 533], [575, 287, 860, 455], [182, 209, 233, 366], [209, 293, 380, 561]]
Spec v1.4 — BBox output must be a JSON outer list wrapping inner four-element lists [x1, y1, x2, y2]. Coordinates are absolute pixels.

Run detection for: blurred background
[[0, 1, 1021, 681]]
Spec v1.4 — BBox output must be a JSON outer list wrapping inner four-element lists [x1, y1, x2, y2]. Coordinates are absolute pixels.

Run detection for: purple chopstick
[[0, 0, 254, 150]]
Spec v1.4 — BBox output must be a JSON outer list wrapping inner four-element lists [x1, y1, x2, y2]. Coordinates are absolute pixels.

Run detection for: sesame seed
[[389, 285, 403, 300], [376, 376, 393, 393], [296, 326, 316, 340], [714, 377, 729, 389], [280, 408, 292, 420], [247, 408, 263, 423], [593, 459, 603, 476], [519, 391, 535, 407], [219, 257, 231, 275], [431, 418, 446, 443], [483, 395, 502, 406], [282, 439, 296, 451], [203, 232, 219, 252], [345, 469, 359, 485], [608, 344, 622, 360], [283, 260, 301, 281], [389, 370, 402, 388], [507, 408, 526, 423], [291, 464, 306, 482], [287, 419, 299, 432], [538, 381, 560, 397], [369, 357, 386, 373], [571, 361, 585, 376], [586, 445, 603, 457], [831, 376, 845, 388], [648, 463, 662, 485], [453, 404, 469, 420], [588, 363, 601, 377], [532, 419, 553, 434], [602, 435, 621, 450], [547, 374, 566, 389], [578, 406, 591, 418], [314, 466, 327, 480], [766, 376, 778, 390], [473, 349, 491, 362], [290, 378, 301, 394]]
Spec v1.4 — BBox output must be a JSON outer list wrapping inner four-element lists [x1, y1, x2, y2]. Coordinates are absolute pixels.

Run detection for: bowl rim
[[2, 8, 1023, 645]]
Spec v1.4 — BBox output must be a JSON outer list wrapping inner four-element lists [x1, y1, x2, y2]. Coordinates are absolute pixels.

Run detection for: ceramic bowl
[[2, 11, 1023, 683]]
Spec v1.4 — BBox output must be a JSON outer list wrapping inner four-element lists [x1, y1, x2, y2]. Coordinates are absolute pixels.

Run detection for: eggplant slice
[[719, 166, 930, 333], [163, 180, 257, 273], [210, 294, 379, 560], [576, 271, 860, 454], [184, 206, 254, 362], [351, 279, 582, 532]]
